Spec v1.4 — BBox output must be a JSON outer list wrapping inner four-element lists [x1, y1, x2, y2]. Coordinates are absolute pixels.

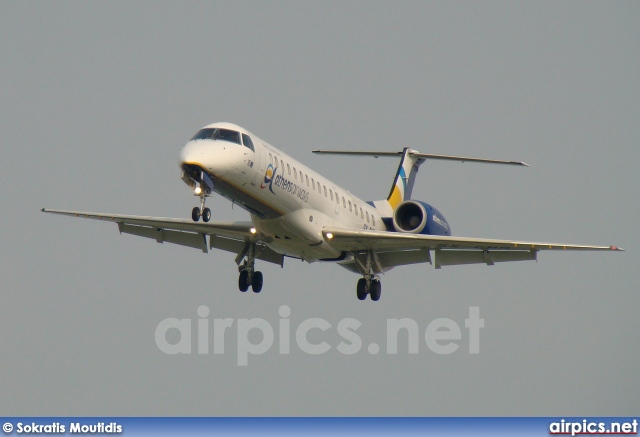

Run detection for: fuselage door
[[245, 135, 264, 186]]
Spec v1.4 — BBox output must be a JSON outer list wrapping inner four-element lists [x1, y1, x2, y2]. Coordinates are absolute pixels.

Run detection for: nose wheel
[[191, 206, 211, 222], [191, 190, 211, 222]]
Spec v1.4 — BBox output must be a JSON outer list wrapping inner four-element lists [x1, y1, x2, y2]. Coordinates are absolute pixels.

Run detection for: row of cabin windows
[[267, 152, 376, 226]]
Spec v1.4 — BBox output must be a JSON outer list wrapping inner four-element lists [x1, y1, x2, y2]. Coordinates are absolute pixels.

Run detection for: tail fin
[[386, 148, 425, 210], [312, 148, 527, 212]]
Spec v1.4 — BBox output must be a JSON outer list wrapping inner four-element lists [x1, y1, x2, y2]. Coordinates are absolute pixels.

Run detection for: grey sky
[[1, 1, 638, 416]]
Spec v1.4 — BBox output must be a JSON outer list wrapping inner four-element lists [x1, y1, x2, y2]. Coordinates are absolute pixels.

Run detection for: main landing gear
[[356, 276, 382, 301], [237, 242, 263, 293], [238, 269, 263, 293], [355, 250, 382, 301]]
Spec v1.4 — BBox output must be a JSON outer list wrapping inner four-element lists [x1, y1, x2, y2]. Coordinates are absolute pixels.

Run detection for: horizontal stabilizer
[[312, 149, 529, 167]]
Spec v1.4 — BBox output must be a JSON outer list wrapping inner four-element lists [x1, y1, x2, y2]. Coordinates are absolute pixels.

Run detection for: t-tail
[[313, 147, 528, 217], [386, 147, 425, 210]]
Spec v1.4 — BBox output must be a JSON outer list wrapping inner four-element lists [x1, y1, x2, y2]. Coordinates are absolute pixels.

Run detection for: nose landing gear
[[191, 174, 212, 222], [191, 195, 211, 222]]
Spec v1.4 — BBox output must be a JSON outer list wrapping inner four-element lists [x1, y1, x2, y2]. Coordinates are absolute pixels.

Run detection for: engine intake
[[393, 201, 428, 233], [392, 200, 451, 236]]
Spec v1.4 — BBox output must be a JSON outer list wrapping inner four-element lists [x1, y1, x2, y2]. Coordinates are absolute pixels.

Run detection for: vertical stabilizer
[[386, 148, 426, 210], [312, 147, 528, 216]]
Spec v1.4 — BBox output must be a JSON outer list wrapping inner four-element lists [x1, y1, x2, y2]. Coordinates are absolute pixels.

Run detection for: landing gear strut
[[237, 242, 263, 293], [355, 251, 382, 301], [191, 177, 212, 222]]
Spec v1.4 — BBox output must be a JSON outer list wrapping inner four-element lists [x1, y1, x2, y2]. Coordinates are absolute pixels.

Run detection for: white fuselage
[[179, 122, 385, 262]]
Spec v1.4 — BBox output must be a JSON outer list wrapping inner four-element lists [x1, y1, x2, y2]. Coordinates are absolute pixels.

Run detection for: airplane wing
[[322, 227, 623, 269], [42, 208, 284, 266]]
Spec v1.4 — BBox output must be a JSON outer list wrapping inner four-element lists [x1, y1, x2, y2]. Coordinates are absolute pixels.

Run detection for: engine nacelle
[[392, 200, 451, 236]]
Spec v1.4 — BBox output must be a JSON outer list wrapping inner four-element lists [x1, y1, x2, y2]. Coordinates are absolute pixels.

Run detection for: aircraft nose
[[178, 144, 189, 166], [178, 141, 199, 166]]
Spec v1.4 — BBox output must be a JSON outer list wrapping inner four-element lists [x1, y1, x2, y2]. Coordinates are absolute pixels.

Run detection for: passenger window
[[306, 175, 309, 186], [323, 186, 327, 197], [329, 189, 333, 201], [360, 207, 364, 219], [300, 170, 303, 181], [348, 200, 352, 212], [287, 164, 291, 175], [342, 197, 346, 208], [366, 211, 369, 222], [336, 194, 339, 205], [372, 216, 376, 226], [354, 206, 358, 216], [293, 167, 297, 179], [311, 178, 315, 189], [241, 134, 255, 151]]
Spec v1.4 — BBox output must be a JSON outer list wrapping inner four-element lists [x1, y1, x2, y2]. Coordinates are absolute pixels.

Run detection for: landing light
[[250, 228, 257, 234], [194, 186, 202, 195], [326, 232, 333, 240]]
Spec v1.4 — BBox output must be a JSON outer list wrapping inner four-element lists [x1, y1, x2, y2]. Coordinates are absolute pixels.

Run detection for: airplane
[[42, 122, 623, 301]]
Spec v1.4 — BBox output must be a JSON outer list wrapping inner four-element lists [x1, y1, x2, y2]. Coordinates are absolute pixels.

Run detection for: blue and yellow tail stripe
[[387, 166, 406, 210]]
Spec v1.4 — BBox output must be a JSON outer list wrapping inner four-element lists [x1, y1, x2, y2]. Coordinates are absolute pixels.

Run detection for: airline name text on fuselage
[[273, 173, 309, 202]]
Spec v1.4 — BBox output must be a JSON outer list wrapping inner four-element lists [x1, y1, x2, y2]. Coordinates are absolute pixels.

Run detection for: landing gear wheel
[[202, 208, 211, 222], [191, 206, 201, 222], [238, 270, 250, 292], [357, 278, 368, 301], [251, 271, 263, 293], [370, 279, 381, 301]]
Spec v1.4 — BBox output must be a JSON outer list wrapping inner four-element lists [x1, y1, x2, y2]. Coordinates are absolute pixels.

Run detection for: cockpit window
[[190, 128, 241, 145], [242, 134, 255, 151]]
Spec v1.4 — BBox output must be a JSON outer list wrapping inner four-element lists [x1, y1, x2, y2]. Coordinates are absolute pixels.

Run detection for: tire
[[191, 206, 201, 222], [252, 271, 263, 293], [357, 278, 367, 301], [238, 270, 250, 292], [202, 208, 211, 222], [370, 280, 381, 301]]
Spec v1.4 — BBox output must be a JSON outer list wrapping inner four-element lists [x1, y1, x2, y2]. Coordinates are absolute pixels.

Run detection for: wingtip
[[41, 208, 46, 212], [611, 246, 625, 251]]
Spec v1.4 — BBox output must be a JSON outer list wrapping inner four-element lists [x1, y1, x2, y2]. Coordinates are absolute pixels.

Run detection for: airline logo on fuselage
[[260, 164, 277, 193], [260, 164, 309, 202]]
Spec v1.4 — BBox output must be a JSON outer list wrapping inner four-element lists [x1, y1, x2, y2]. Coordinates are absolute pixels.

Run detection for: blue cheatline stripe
[[1, 417, 637, 436]]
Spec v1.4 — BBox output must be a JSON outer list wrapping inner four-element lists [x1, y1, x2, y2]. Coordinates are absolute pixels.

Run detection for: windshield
[[191, 128, 241, 145]]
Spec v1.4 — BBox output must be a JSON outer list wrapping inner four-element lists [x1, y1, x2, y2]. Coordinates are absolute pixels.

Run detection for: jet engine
[[392, 200, 451, 236]]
